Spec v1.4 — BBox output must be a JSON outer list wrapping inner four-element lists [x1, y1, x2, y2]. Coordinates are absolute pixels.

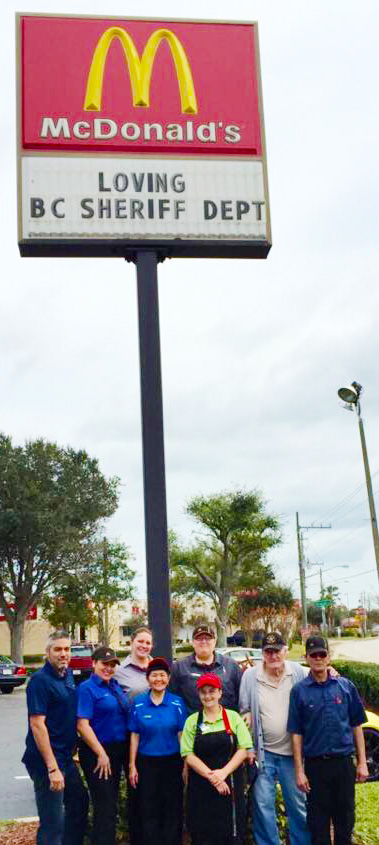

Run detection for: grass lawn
[[354, 782, 379, 844], [287, 642, 305, 661]]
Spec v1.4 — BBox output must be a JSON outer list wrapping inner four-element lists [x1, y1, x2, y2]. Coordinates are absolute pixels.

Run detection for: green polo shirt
[[180, 707, 253, 756]]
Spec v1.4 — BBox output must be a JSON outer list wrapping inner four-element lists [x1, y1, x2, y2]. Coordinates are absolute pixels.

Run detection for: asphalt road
[[0, 686, 37, 821], [329, 636, 379, 663]]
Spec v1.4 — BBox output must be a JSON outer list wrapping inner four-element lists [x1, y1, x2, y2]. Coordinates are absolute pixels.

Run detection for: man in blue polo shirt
[[288, 636, 368, 845], [22, 630, 88, 845]]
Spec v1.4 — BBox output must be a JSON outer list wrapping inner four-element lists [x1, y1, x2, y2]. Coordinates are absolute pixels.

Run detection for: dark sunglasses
[[309, 651, 327, 659]]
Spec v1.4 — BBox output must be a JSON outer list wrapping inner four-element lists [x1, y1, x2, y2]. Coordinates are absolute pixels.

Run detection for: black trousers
[[125, 732, 142, 845], [305, 755, 356, 845], [137, 752, 183, 845], [79, 740, 126, 845]]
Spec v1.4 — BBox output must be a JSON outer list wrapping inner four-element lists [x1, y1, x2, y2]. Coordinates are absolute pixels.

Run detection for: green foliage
[[354, 782, 379, 844], [275, 785, 289, 842], [0, 434, 120, 660], [334, 660, 379, 711], [367, 608, 379, 625], [169, 490, 281, 644], [42, 537, 136, 642], [231, 582, 295, 645]]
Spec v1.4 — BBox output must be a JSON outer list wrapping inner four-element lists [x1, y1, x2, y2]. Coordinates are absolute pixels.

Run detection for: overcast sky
[[2, 0, 379, 611]]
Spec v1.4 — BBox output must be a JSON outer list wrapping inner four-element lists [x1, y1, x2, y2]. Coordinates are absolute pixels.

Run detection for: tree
[[40, 574, 97, 636], [169, 490, 281, 646], [0, 435, 119, 661], [42, 537, 136, 646], [321, 584, 340, 630], [231, 583, 296, 645]]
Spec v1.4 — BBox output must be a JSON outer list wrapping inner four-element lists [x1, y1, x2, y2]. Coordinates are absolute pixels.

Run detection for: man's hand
[[247, 750, 256, 765], [356, 762, 369, 782], [94, 749, 112, 780], [49, 769, 65, 791], [296, 769, 311, 793], [328, 666, 338, 678], [241, 712, 252, 728]]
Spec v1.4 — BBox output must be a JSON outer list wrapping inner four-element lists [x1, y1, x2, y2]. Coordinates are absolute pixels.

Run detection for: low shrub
[[333, 660, 379, 712], [23, 654, 44, 664]]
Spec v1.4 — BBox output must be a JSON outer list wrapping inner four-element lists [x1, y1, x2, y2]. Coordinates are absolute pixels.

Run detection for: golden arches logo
[[84, 27, 198, 114]]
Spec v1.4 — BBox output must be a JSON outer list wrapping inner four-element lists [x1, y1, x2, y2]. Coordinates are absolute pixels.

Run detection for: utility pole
[[319, 567, 327, 633], [296, 512, 307, 628], [296, 515, 331, 630]]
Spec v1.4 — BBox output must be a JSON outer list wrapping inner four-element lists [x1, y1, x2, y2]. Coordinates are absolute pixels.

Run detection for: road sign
[[314, 599, 333, 607]]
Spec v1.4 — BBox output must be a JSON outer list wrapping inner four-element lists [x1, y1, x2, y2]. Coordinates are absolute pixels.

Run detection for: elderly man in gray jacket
[[239, 632, 310, 845]]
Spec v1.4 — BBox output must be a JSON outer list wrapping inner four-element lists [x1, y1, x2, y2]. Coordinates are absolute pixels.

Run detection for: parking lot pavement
[[0, 687, 36, 820]]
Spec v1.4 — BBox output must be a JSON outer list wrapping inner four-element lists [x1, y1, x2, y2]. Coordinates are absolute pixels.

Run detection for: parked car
[[69, 643, 94, 684], [0, 655, 27, 694], [217, 647, 263, 669], [363, 710, 379, 781]]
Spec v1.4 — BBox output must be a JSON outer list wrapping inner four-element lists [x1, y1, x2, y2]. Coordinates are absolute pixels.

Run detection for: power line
[[295, 567, 376, 585], [313, 471, 379, 524]]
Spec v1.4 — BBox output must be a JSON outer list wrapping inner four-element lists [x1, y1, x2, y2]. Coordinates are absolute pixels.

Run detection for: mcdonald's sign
[[17, 14, 271, 258], [18, 14, 264, 156]]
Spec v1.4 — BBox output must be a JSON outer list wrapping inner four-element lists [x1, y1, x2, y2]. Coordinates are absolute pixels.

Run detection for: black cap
[[192, 624, 215, 639], [146, 657, 170, 677], [92, 646, 120, 664], [262, 632, 286, 651], [305, 636, 328, 655]]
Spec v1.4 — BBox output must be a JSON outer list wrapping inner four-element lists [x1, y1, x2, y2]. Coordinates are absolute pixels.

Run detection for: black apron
[[186, 708, 245, 843]]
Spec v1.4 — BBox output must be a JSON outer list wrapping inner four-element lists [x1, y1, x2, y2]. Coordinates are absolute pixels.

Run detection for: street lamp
[[337, 381, 379, 587]]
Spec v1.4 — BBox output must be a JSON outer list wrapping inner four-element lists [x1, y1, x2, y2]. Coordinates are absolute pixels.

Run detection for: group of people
[[22, 623, 369, 845]]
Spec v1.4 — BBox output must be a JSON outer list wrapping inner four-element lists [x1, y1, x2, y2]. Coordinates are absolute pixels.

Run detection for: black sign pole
[[135, 250, 172, 660]]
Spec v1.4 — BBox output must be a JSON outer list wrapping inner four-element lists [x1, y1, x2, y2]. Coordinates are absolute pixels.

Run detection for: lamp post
[[337, 382, 379, 587]]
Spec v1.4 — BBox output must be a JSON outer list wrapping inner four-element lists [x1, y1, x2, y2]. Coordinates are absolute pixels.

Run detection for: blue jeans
[[31, 760, 88, 845], [252, 751, 310, 845]]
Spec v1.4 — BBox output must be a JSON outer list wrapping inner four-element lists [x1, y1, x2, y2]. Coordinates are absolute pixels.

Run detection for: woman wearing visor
[[181, 672, 252, 845], [76, 646, 129, 845]]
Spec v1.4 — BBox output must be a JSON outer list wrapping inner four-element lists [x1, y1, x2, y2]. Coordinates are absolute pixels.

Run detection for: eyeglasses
[[308, 651, 327, 659]]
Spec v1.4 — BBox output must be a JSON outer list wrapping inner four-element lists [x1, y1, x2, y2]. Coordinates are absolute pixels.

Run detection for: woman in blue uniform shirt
[[129, 657, 186, 845], [76, 646, 129, 845]]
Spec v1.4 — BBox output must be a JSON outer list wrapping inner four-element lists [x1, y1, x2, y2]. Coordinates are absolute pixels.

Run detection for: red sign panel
[[20, 15, 263, 156], [0, 604, 37, 622]]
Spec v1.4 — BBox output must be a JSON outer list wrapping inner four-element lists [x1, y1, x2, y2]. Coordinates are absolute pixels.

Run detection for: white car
[[217, 647, 262, 668]]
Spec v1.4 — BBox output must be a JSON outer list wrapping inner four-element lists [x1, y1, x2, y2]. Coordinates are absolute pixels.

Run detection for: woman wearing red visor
[[180, 672, 253, 845]]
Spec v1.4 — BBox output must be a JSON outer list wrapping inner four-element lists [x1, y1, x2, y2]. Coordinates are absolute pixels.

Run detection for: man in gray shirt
[[170, 624, 242, 713], [239, 632, 310, 845]]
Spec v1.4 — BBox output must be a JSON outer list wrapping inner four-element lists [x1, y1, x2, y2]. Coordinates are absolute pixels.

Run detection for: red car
[[69, 643, 94, 684], [0, 654, 27, 694]]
